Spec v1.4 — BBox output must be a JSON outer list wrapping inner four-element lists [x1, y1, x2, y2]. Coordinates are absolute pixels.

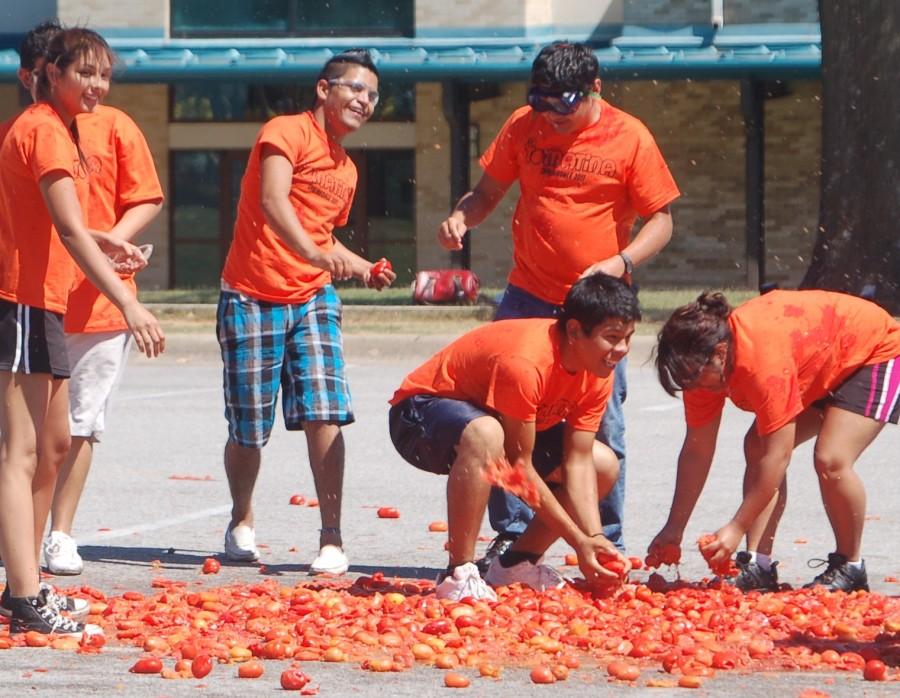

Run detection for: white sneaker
[[40, 582, 90, 620], [435, 562, 497, 601], [309, 545, 349, 575], [484, 558, 566, 592], [43, 531, 84, 575], [224, 524, 260, 561]]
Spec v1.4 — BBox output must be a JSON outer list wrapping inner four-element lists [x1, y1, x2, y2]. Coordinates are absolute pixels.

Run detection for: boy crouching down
[[388, 273, 638, 600]]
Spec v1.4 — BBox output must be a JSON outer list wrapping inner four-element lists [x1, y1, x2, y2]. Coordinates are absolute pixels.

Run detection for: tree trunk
[[800, 1, 900, 314]]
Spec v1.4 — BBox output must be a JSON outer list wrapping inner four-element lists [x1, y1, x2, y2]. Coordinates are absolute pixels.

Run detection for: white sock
[[748, 551, 773, 571], [847, 559, 864, 569]]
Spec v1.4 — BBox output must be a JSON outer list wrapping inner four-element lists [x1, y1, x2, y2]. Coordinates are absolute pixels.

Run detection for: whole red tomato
[[377, 507, 400, 519], [863, 659, 887, 681], [289, 494, 306, 505], [530, 665, 556, 684], [238, 660, 264, 679], [281, 668, 312, 690], [191, 654, 213, 679], [201, 557, 221, 574], [130, 657, 163, 674]]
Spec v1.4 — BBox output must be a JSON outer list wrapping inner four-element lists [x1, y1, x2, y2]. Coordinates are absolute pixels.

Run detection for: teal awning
[[0, 24, 820, 83]]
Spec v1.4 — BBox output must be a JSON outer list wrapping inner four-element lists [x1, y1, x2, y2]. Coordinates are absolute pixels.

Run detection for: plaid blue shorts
[[217, 284, 354, 448]]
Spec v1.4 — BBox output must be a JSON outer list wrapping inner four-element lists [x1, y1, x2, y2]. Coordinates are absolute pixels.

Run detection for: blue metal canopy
[[0, 24, 820, 83]]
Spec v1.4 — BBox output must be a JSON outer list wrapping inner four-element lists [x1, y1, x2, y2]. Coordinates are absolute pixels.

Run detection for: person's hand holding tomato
[[575, 534, 630, 585], [647, 525, 684, 567], [365, 257, 395, 290], [699, 520, 743, 570]]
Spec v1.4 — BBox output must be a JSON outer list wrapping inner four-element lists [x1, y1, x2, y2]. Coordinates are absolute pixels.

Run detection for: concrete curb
[[145, 303, 496, 323]]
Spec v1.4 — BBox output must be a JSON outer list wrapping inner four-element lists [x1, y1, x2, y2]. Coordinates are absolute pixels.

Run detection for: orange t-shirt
[[390, 319, 612, 433], [64, 105, 164, 333], [222, 111, 357, 304], [480, 102, 680, 305], [0, 102, 88, 314], [684, 290, 900, 435]]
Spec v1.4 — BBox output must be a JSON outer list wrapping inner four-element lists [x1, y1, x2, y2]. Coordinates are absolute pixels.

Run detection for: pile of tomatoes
[[1, 571, 898, 689]]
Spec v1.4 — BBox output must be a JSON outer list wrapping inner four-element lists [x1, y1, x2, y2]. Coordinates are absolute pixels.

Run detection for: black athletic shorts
[[0, 298, 70, 378]]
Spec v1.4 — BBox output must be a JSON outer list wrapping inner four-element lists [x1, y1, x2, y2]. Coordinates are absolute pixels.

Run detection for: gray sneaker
[[803, 553, 869, 592], [730, 551, 780, 592]]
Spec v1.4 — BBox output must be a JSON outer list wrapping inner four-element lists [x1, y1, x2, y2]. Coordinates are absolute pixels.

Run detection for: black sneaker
[[475, 533, 519, 576], [803, 553, 869, 592], [1, 582, 90, 619], [9, 589, 88, 636], [732, 551, 780, 592]]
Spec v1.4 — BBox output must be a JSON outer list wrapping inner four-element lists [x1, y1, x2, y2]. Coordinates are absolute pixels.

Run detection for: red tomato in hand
[[202, 557, 221, 574], [281, 668, 312, 690], [191, 654, 213, 679], [371, 258, 393, 276], [377, 507, 400, 519]]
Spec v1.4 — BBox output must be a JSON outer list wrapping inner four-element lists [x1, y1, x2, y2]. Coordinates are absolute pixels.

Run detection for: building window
[[170, 0, 413, 37], [171, 82, 414, 123], [339, 149, 416, 285], [169, 148, 415, 287]]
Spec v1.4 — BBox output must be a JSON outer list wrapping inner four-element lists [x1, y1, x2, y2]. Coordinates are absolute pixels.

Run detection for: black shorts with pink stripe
[[0, 299, 70, 378], [830, 359, 900, 424]]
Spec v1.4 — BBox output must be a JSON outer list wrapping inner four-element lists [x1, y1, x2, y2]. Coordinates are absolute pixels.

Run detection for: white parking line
[[78, 505, 231, 545], [116, 387, 220, 402]]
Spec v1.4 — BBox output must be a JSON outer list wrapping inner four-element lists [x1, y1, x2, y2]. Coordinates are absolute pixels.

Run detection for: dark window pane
[[171, 0, 290, 34], [171, 151, 220, 242], [172, 83, 413, 122], [337, 149, 416, 284], [295, 0, 413, 36], [174, 243, 222, 287], [171, 0, 412, 36]]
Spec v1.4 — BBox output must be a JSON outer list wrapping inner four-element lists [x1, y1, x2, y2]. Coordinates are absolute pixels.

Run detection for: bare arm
[[703, 421, 795, 565], [40, 173, 164, 357], [437, 172, 511, 251], [648, 415, 721, 557], [259, 145, 355, 280], [581, 205, 674, 278], [108, 200, 163, 242]]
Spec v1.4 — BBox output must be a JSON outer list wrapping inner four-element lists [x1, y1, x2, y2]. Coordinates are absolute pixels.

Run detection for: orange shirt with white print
[[222, 111, 356, 304], [684, 290, 900, 436], [391, 319, 612, 433], [480, 102, 680, 305], [64, 105, 164, 333], [0, 102, 88, 314]]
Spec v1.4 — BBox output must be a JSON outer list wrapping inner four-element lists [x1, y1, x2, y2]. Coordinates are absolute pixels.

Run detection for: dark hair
[[654, 292, 733, 396], [36, 28, 114, 101], [18, 19, 62, 70], [530, 42, 599, 93], [557, 272, 640, 336], [316, 48, 379, 83]]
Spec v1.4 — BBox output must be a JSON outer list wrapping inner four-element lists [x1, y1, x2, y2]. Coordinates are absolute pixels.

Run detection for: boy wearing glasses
[[438, 41, 680, 565], [217, 49, 395, 575]]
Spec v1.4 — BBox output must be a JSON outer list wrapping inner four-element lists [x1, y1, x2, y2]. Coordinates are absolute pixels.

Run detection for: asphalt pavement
[[0, 324, 897, 696]]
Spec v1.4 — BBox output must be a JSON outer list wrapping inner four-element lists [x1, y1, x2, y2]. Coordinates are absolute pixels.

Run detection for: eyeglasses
[[527, 87, 587, 115], [328, 79, 379, 106]]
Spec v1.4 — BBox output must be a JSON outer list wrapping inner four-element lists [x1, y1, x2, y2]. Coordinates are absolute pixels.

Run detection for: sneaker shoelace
[[807, 555, 843, 584], [36, 601, 81, 634]]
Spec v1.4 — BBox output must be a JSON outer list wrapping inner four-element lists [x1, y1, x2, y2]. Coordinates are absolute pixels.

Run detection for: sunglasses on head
[[527, 87, 587, 115]]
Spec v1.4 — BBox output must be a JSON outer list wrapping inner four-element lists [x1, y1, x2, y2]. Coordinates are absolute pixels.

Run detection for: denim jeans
[[488, 283, 627, 550]]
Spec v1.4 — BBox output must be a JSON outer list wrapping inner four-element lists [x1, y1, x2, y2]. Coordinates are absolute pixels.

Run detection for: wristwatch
[[618, 251, 634, 275]]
